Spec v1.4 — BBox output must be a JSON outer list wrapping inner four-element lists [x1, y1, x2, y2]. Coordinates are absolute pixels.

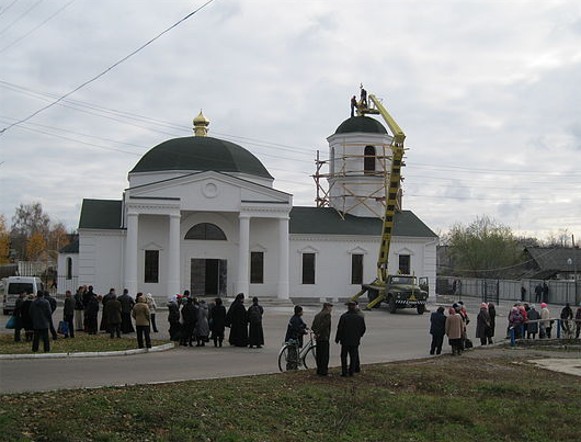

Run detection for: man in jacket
[[119, 289, 135, 334], [44, 291, 58, 340], [311, 302, 333, 376], [132, 293, 151, 349], [103, 293, 122, 338], [335, 301, 366, 377], [30, 290, 53, 352], [429, 306, 446, 354]]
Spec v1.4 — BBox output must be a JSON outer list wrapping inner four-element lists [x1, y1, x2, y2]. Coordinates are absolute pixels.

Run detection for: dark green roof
[[79, 199, 123, 229], [290, 207, 437, 238], [77, 199, 437, 239], [334, 116, 388, 135], [59, 238, 79, 253], [130, 136, 273, 179]]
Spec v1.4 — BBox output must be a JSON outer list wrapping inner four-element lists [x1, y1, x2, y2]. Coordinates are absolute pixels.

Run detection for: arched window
[[185, 223, 227, 240], [66, 257, 72, 280], [364, 145, 376, 174]]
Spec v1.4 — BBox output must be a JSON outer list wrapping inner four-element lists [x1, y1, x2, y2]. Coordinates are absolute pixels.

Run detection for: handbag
[[57, 320, 69, 335], [5, 315, 16, 329]]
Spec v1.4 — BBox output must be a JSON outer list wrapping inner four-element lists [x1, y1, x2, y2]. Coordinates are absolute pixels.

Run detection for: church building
[[58, 109, 437, 302]]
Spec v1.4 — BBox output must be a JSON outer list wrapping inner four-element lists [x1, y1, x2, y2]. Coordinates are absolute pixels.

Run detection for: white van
[[2, 276, 44, 315]]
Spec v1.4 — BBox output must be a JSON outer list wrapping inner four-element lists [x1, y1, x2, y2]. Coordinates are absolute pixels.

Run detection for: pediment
[[126, 171, 291, 212]]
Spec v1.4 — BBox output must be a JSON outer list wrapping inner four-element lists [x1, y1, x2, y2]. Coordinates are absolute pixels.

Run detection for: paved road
[[0, 299, 507, 394]]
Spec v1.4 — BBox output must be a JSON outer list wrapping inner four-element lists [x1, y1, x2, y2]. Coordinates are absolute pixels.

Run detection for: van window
[[8, 283, 34, 295]]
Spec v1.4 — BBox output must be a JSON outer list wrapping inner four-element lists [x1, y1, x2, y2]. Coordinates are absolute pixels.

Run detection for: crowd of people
[[166, 292, 265, 350], [430, 299, 581, 355], [10, 285, 162, 352]]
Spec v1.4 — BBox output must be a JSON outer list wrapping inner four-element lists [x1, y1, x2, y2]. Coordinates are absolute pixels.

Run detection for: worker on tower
[[350, 95, 357, 117], [360, 84, 368, 108]]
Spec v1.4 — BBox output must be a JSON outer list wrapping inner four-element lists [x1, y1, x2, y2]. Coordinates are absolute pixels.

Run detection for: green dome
[[130, 136, 273, 179], [335, 116, 387, 135]]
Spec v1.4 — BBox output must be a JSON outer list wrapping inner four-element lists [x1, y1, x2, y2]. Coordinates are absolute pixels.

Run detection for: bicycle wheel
[[302, 344, 317, 370], [278, 345, 291, 372]]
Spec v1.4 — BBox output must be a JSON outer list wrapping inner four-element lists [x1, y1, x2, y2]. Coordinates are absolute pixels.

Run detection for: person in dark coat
[[167, 295, 181, 341], [181, 297, 196, 347], [100, 288, 116, 332], [560, 303, 574, 335], [311, 302, 333, 375], [63, 290, 75, 338], [527, 304, 540, 339], [118, 289, 135, 333], [475, 303, 491, 346], [335, 301, 366, 377], [487, 303, 496, 344], [284, 305, 308, 370], [103, 294, 122, 338], [575, 304, 581, 339], [74, 285, 85, 331], [21, 294, 34, 342], [534, 283, 542, 303], [85, 293, 100, 335], [429, 306, 446, 355], [83, 285, 96, 332], [210, 297, 226, 347], [13, 292, 26, 342], [44, 291, 58, 340], [29, 291, 53, 352], [226, 293, 249, 347], [542, 281, 549, 303], [247, 296, 264, 348]]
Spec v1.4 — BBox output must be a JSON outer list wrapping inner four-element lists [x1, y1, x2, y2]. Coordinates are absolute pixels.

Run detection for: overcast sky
[[1, 0, 581, 242]]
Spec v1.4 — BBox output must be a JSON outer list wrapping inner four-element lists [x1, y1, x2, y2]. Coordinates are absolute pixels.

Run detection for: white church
[[58, 109, 437, 302]]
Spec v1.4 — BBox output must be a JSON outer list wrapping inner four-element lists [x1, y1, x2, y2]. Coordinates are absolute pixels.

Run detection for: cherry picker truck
[[350, 92, 428, 314]]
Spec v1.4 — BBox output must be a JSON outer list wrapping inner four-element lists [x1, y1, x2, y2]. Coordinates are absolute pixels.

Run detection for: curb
[[0, 342, 175, 360]]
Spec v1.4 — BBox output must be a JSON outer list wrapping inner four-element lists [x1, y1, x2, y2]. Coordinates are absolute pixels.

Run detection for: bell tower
[[318, 115, 394, 218]]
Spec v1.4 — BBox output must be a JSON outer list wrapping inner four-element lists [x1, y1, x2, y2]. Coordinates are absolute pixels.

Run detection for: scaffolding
[[312, 141, 404, 219]]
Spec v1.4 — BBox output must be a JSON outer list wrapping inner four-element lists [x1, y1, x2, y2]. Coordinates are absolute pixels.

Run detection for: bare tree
[[447, 215, 521, 278]]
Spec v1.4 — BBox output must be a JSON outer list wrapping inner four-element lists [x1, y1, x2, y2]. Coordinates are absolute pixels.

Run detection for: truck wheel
[[388, 297, 397, 314], [417, 304, 425, 315]]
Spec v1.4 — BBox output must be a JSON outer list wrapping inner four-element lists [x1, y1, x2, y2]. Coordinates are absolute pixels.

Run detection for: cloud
[[0, 0, 580, 240]]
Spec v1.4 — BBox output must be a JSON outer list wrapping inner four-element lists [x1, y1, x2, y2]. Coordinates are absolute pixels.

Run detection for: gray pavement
[[0, 297, 578, 394]]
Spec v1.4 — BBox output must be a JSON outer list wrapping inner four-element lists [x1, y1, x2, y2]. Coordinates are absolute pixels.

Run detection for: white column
[[236, 215, 250, 296], [167, 212, 181, 297], [277, 216, 290, 299], [124, 212, 139, 295]]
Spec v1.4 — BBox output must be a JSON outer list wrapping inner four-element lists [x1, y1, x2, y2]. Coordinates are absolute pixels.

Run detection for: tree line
[[0, 202, 74, 265]]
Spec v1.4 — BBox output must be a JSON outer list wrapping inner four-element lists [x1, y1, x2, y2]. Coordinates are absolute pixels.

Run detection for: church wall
[[78, 229, 124, 295], [289, 235, 437, 300], [248, 217, 280, 297], [137, 214, 169, 297], [56, 252, 79, 295]]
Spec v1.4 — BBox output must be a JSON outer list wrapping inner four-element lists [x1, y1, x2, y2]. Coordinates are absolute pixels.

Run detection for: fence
[[437, 276, 581, 306]]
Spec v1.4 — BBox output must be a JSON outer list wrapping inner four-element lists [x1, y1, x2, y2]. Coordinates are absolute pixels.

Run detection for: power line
[[0, 0, 216, 136], [0, 0, 21, 18], [0, 0, 44, 37], [0, 0, 76, 54]]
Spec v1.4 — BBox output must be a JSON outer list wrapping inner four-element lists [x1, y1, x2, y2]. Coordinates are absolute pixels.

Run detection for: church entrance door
[[190, 259, 227, 297]]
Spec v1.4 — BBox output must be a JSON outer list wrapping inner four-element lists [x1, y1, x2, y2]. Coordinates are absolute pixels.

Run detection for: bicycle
[[278, 331, 317, 372]]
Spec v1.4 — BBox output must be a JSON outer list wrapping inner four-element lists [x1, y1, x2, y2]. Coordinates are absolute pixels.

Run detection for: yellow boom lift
[[351, 91, 428, 313]]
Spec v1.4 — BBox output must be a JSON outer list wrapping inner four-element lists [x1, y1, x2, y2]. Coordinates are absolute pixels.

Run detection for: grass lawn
[[0, 346, 579, 441], [0, 333, 170, 354]]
